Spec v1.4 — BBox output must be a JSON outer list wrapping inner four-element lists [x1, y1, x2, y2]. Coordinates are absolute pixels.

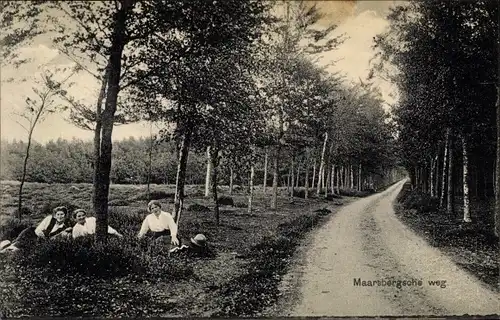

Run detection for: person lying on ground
[[0, 206, 72, 253], [137, 200, 180, 246], [72, 209, 123, 239], [169, 233, 215, 258]]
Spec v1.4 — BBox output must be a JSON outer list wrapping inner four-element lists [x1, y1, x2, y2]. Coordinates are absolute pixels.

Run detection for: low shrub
[[314, 208, 332, 216], [129, 191, 175, 201], [0, 216, 33, 241], [400, 189, 439, 213], [292, 189, 335, 199], [292, 189, 306, 198], [326, 193, 342, 200], [9, 271, 177, 317], [2, 236, 194, 317], [218, 196, 234, 206], [278, 214, 320, 239], [187, 203, 211, 212], [396, 183, 412, 203], [108, 199, 131, 206], [12, 206, 33, 219], [108, 207, 144, 236], [231, 185, 243, 193], [213, 211, 324, 317], [339, 189, 371, 197], [234, 202, 248, 208], [11, 236, 194, 281]]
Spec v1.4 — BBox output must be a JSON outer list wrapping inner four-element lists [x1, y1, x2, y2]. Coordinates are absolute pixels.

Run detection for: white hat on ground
[[190, 234, 207, 247]]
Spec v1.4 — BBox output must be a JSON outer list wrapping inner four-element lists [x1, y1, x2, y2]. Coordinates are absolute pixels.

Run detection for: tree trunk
[[147, 130, 153, 202], [296, 161, 300, 188], [312, 157, 317, 192], [349, 164, 354, 189], [17, 89, 51, 220], [331, 164, 336, 194], [173, 129, 192, 225], [416, 167, 420, 190], [473, 163, 478, 199], [343, 166, 346, 189], [91, 63, 110, 208], [336, 165, 340, 193], [305, 159, 309, 199], [317, 132, 328, 195], [340, 166, 345, 189], [435, 150, 441, 198], [440, 128, 450, 208], [204, 146, 212, 197], [430, 155, 436, 197], [462, 135, 471, 222], [290, 155, 295, 200], [263, 148, 268, 194], [358, 163, 362, 191], [94, 4, 130, 241], [18, 129, 34, 220], [325, 163, 330, 198], [447, 131, 454, 215], [287, 171, 290, 193], [322, 162, 327, 190], [248, 164, 255, 213], [271, 145, 280, 210], [229, 166, 234, 195], [495, 85, 500, 238], [210, 146, 220, 226]]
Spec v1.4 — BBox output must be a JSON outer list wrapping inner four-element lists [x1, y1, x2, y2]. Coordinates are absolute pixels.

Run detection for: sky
[[0, 0, 402, 144]]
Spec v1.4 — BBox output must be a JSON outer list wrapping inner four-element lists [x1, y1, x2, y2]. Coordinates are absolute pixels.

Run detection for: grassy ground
[[0, 181, 355, 317], [394, 182, 499, 292]]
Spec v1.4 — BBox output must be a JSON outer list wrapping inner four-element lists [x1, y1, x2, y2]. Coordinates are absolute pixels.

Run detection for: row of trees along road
[[372, 1, 499, 238], [2, 0, 399, 240]]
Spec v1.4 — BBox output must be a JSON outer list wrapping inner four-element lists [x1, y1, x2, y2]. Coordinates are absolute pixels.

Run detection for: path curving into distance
[[285, 180, 499, 317]]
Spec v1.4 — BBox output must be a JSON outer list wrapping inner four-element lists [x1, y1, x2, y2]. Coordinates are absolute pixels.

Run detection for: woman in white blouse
[[137, 200, 179, 246], [72, 209, 123, 239], [0, 206, 72, 252]]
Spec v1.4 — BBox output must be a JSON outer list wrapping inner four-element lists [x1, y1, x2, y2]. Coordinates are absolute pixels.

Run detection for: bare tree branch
[[56, 45, 103, 81], [53, 3, 109, 61], [12, 119, 29, 132]]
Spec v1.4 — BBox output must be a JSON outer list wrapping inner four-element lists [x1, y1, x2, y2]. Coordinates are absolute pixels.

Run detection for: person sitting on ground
[[72, 208, 123, 239], [0, 206, 72, 253], [169, 233, 214, 258], [137, 200, 180, 246]]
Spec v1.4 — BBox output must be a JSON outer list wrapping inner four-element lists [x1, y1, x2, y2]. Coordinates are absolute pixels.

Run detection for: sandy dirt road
[[284, 180, 499, 317]]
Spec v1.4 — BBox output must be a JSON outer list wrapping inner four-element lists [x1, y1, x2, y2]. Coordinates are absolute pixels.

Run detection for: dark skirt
[[151, 229, 171, 239], [12, 227, 38, 249]]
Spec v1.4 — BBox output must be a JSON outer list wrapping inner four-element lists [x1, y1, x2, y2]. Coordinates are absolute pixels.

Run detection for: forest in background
[[1, 131, 400, 191], [372, 0, 498, 231]]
